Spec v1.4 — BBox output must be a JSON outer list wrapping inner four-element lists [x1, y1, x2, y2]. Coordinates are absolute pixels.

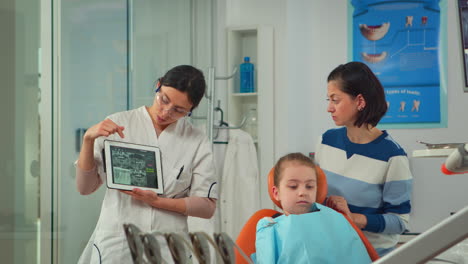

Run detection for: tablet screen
[[104, 140, 164, 193], [110, 145, 158, 188]]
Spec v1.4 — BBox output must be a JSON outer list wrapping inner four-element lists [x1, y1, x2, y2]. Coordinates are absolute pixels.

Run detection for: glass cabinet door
[[56, 0, 213, 262], [0, 0, 41, 263]]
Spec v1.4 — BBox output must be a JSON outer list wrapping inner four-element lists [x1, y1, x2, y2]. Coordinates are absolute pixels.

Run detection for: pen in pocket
[[176, 166, 184, 179]]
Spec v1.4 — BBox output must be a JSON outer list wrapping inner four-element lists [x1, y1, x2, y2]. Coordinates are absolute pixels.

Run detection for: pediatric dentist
[[76, 65, 218, 263], [315, 61, 413, 256]]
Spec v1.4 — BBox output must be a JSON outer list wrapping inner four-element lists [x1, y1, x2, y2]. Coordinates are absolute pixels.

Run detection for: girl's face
[[326, 80, 362, 127], [272, 162, 317, 215]]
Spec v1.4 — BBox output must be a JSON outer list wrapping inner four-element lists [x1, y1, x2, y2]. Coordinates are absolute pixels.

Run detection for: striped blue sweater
[[315, 127, 413, 256]]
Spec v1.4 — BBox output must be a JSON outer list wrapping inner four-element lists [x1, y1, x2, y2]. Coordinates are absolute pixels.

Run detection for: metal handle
[[206, 67, 238, 143], [215, 67, 237, 80]]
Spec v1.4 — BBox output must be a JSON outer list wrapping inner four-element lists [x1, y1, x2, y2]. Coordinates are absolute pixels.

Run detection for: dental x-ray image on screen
[[104, 140, 164, 194]]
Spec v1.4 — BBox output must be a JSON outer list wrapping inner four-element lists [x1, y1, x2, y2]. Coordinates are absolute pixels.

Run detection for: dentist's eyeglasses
[[155, 87, 192, 118]]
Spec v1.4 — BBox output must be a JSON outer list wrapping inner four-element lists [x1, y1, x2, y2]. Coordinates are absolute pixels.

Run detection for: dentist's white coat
[[77, 106, 218, 264]]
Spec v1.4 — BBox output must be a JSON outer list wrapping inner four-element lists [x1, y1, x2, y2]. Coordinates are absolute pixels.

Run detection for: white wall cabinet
[[226, 25, 275, 207]]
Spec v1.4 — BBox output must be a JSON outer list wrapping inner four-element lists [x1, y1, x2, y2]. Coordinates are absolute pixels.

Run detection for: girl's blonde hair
[[273, 152, 317, 186]]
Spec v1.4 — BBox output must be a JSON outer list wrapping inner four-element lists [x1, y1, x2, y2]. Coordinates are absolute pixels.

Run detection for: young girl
[[254, 153, 372, 263]]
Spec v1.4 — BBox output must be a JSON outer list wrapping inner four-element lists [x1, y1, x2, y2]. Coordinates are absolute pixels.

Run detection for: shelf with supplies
[[226, 25, 275, 202], [231, 92, 258, 97], [226, 25, 273, 138]]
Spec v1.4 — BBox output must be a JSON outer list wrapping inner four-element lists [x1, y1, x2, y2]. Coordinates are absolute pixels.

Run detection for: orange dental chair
[[235, 166, 380, 263]]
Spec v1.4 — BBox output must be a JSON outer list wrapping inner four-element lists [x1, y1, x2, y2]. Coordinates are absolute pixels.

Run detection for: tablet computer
[[104, 140, 164, 194]]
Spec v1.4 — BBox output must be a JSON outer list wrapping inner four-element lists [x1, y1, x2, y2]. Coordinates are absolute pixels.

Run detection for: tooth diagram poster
[[351, 0, 443, 124]]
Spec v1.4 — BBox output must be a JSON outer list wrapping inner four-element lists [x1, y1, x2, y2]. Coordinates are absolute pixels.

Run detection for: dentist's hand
[[76, 119, 125, 189], [121, 188, 160, 207], [121, 188, 187, 214], [84, 119, 125, 141], [77, 119, 125, 172]]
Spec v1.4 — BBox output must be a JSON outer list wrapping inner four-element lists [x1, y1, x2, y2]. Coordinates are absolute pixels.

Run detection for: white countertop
[[412, 148, 456, 158]]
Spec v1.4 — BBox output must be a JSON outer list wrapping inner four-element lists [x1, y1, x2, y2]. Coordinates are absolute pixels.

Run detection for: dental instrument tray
[[413, 141, 464, 158], [417, 141, 464, 149]]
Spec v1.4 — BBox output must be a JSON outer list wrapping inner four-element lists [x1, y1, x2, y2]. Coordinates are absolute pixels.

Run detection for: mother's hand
[[326, 195, 352, 217], [326, 195, 368, 229]]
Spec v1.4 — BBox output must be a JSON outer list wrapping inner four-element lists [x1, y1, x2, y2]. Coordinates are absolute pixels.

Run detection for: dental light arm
[[441, 143, 468, 175], [377, 142, 468, 263]]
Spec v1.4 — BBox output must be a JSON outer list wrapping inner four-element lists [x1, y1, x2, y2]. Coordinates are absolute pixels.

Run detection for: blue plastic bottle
[[240, 56, 254, 93]]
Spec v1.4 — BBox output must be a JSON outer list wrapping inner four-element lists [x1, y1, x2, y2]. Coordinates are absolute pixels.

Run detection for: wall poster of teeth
[[458, 0, 468, 92], [350, 0, 447, 128]]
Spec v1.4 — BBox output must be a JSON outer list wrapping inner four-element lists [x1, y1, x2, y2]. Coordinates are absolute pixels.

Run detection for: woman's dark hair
[[159, 65, 206, 109], [327, 61, 387, 127], [273, 153, 317, 187]]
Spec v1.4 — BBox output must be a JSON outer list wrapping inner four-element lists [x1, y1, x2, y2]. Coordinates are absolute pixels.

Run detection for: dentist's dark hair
[[157, 65, 206, 110]]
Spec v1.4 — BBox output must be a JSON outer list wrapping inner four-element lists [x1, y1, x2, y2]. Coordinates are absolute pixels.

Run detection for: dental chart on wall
[[351, 0, 446, 126]]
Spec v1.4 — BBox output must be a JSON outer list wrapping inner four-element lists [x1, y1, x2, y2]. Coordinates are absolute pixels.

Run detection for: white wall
[[283, 0, 345, 156], [223, 0, 468, 233], [217, 0, 287, 208]]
